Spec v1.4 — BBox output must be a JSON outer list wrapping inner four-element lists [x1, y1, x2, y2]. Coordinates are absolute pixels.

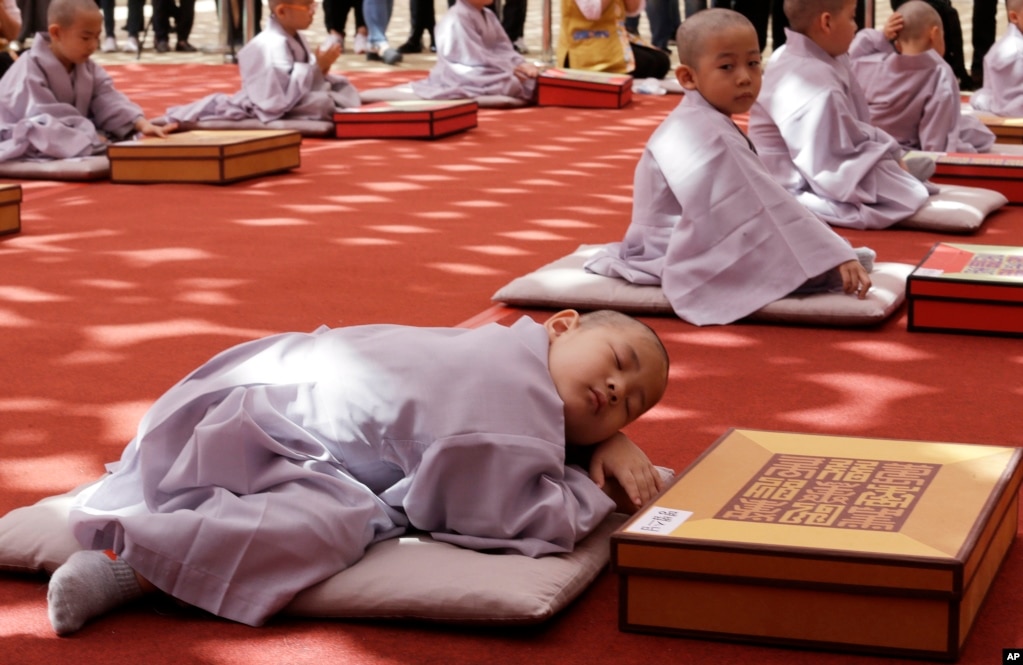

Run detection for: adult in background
[[971, 0, 998, 87], [153, 0, 197, 52]]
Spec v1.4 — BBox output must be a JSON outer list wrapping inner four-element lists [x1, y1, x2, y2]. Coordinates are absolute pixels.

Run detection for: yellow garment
[[556, 0, 634, 74]]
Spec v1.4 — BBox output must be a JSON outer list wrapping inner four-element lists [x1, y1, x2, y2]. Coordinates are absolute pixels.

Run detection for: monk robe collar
[[683, 88, 757, 154]]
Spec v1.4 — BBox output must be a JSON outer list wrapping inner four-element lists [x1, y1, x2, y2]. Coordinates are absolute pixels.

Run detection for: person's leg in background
[[397, 0, 434, 54], [363, 0, 402, 63], [683, 0, 705, 17], [501, 0, 528, 53], [971, 0, 998, 87], [99, 0, 118, 51]]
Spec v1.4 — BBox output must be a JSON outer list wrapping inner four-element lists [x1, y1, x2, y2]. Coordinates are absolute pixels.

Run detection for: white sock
[[854, 246, 876, 273], [47, 550, 143, 635]]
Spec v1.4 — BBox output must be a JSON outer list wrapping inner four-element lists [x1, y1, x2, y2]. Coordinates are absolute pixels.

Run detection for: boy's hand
[[883, 12, 904, 42], [316, 42, 342, 74], [588, 431, 663, 511], [514, 62, 539, 81], [135, 118, 177, 138], [838, 259, 871, 299]]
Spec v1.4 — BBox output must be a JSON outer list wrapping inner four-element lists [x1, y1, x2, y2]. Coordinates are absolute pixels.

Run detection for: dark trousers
[[153, 0, 196, 42], [324, 0, 366, 34], [500, 0, 527, 42], [406, 0, 435, 41], [971, 0, 998, 76]]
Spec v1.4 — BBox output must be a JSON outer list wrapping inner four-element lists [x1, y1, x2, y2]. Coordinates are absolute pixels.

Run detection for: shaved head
[[676, 8, 757, 66], [1009, 0, 1023, 13], [896, 1, 942, 42], [47, 0, 100, 27], [783, 0, 850, 32]]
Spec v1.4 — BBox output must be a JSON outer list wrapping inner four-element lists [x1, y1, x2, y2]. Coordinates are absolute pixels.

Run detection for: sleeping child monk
[[165, 0, 360, 125], [848, 1, 994, 153], [747, 0, 932, 230], [0, 0, 173, 162], [45, 309, 669, 634], [583, 9, 872, 327], [971, 0, 1023, 117], [409, 0, 538, 102]]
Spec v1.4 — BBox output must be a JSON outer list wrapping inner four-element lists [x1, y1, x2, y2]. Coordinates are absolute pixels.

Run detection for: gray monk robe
[[749, 30, 930, 230], [165, 17, 360, 124], [410, 0, 535, 101], [585, 90, 859, 326], [68, 318, 614, 627], [0, 33, 144, 160]]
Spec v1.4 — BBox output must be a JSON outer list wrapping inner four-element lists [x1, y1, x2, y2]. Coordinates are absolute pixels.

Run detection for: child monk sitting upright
[[971, 0, 1023, 117], [748, 0, 931, 230], [584, 9, 872, 327], [45, 309, 669, 634], [0, 0, 172, 161], [409, 0, 538, 102], [165, 0, 360, 125], [849, 1, 994, 153]]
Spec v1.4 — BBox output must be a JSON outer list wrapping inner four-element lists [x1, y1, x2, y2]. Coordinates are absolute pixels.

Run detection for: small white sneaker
[[353, 32, 368, 54], [121, 36, 140, 53], [101, 36, 117, 53]]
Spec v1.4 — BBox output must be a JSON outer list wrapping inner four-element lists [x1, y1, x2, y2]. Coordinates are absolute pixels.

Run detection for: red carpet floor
[[1, 65, 1022, 664]]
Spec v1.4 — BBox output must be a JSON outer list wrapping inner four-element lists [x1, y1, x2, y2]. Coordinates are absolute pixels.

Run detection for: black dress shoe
[[396, 39, 423, 54], [155, 40, 170, 53], [175, 41, 197, 52]]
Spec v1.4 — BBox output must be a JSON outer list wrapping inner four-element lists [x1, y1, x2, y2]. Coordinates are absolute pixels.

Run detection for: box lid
[[334, 100, 478, 123], [0, 183, 22, 204], [908, 242, 1023, 301], [539, 67, 632, 90], [108, 129, 302, 159], [613, 429, 1022, 595]]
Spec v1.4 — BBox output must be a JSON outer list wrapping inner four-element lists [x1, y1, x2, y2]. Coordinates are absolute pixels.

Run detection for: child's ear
[[48, 23, 62, 41], [676, 64, 697, 91], [544, 309, 580, 338]]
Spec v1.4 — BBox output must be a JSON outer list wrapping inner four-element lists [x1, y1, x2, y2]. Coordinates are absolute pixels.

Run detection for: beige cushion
[[0, 156, 110, 181], [897, 183, 1007, 232], [360, 83, 528, 109], [492, 244, 914, 327], [0, 477, 647, 623]]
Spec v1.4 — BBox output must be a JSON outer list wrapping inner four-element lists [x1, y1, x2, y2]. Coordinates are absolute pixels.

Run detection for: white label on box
[[624, 506, 693, 535], [915, 268, 944, 277]]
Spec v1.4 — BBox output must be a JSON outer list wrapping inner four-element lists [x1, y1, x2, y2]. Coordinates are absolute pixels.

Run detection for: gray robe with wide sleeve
[[410, 0, 534, 101], [748, 30, 930, 230], [68, 318, 613, 627], [165, 17, 360, 123], [971, 24, 1023, 117], [0, 33, 143, 160], [584, 90, 858, 326], [849, 29, 994, 153]]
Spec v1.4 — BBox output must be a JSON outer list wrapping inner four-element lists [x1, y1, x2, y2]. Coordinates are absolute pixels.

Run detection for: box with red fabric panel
[[334, 100, 478, 140], [536, 68, 632, 109], [612, 428, 1022, 661], [908, 242, 1023, 337]]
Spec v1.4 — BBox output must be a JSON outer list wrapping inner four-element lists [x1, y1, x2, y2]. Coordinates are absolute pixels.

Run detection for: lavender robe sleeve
[[848, 28, 894, 60], [749, 31, 929, 229], [410, 0, 532, 100], [585, 91, 858, 326], [971, 24, 1023, 117]]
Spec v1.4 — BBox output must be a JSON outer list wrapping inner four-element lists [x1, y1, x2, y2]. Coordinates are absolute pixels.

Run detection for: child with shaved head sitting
[[748, 0, 932, 230], [584, 8, 873, 327], [971, 0, 1023, 117], [849, 0, 994, 152], [0, 0, 172, 161]]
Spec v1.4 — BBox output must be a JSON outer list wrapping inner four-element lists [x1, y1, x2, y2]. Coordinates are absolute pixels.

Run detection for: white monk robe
[[748, 30, 929, 230], [165, 17, 360, 124], [848, 29, 993, 153], [410, 0, 534, 100], [0, 33, 144, 161], [68, 318, 614, 627], [583, 90, 859, 326], [972, 24, 1023, 117]]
